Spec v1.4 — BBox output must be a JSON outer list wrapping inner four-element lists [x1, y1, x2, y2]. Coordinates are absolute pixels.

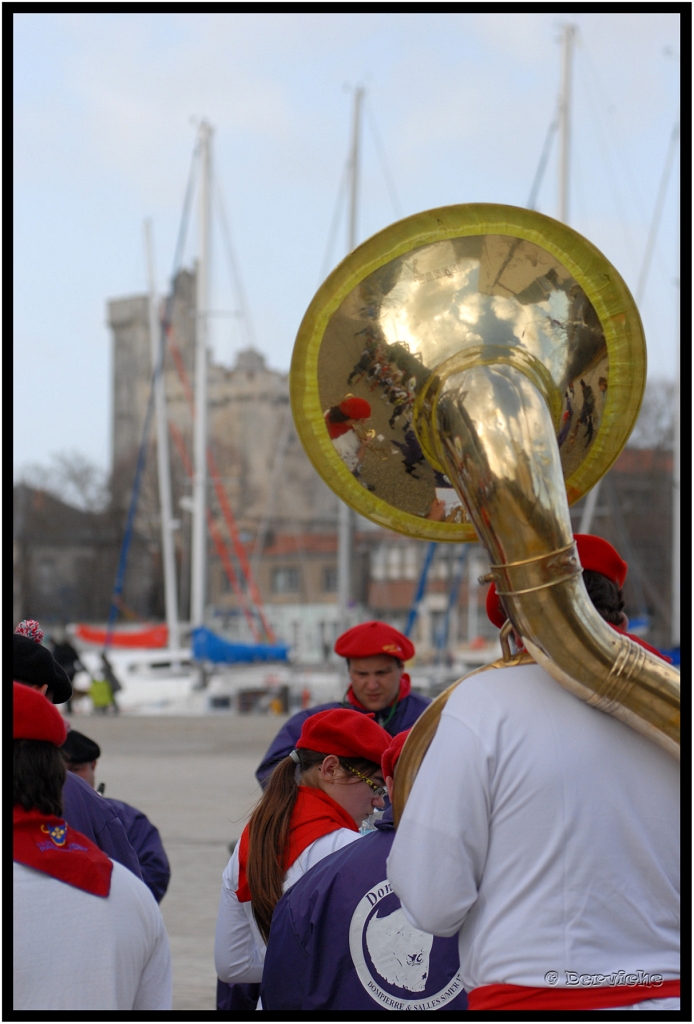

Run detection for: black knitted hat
[[61, 729, 101, 764], [13, 634, 72, 705]]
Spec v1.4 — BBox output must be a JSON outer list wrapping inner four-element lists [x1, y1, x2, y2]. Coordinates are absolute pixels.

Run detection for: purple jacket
[[61, 772, 142, 879], [261, 808, 467, 1012], [106, 798, 170, 903], [256, 691, 430, 786]]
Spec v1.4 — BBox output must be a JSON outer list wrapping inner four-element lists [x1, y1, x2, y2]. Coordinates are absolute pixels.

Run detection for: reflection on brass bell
[[290, 203, 679, 822]]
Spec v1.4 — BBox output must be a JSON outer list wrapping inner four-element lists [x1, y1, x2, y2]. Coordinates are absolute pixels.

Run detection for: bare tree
[[16, 451, 110, 512], [627, 379, 675, 450]]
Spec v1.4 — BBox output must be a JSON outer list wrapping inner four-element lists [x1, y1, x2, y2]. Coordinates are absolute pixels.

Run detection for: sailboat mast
[[557, 24, 576, 225], [337, 87, 364, 636], [557, 22, 602, 538], [191, 120, 212, 631], [145, 220, 180, 650]]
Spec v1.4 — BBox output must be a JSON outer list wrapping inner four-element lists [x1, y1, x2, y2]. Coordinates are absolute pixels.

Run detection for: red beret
[[13, 682, 68, 746], [485, 534, 628, 628], [335, 621, 415, 662], [486, 584, 507, 629], [296, 709, 391, 765], [573, 534, 627, 588], [382, 729, 410, 781], [339, 396, 371, 420]]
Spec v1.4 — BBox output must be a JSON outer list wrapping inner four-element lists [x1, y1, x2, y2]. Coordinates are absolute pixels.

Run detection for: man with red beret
[[261, 728, 468, 1011], [388, 533, 679, 1011], [13, 684, 172, 1010], [325, 396, 372, 474], [485, 534, 672, 663], [255, 621, 430, 786]]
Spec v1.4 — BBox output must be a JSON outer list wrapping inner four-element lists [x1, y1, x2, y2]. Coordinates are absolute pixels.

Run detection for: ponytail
[[246, 749, 382, 942], [246, 756, 298, 943]]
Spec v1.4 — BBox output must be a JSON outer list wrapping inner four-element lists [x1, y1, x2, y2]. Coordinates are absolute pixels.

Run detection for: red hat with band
[[335, 621, 415, 662], [486, 534, 628, 629], [13, 682, 68, 746], [382, 728, 411, 781], [296, 708, 391, 765], [339, 396, 371, 420]]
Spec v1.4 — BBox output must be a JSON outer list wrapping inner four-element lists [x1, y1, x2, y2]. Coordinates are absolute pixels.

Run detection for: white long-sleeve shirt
[[13, 860, 172, 1010], [215, 828, 362, 984], [387, 662, 679, 993]]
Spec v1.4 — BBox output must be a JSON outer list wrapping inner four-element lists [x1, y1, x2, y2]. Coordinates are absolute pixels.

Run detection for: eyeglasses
[[345, 765, 387, 798]]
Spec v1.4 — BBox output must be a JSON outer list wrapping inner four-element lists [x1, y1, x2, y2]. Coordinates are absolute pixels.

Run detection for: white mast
[[556, 22, 603, 537], [144, 220, 180, 651], [191, 120, 212, 631], [337, 87, 364, 636], [557, 24, 576, 224]]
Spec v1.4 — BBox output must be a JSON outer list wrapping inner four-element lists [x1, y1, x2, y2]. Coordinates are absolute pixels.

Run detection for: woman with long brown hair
[[214, 709, 390, 986]]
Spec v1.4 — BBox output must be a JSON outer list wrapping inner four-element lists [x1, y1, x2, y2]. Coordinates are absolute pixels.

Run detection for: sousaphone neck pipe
[[415, 358, 680, 760]]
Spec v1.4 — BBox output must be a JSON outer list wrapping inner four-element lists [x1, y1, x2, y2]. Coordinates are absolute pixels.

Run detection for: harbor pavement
[[76, 713, 289, 1011]]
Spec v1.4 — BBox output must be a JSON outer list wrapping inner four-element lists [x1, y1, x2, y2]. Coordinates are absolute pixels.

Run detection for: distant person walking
[[48, 630, 83, 714], [89, 653, 122, 715]]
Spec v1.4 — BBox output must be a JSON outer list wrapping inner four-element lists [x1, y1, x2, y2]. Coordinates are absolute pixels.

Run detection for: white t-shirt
[[215, 828, 362, 985], [13, 860, 172, 1010], [331, 430, 361, 472], [387, 663, 680, 993]]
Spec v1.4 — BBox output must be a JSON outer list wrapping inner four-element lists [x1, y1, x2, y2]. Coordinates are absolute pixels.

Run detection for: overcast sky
[[14, 11, 680, 474]]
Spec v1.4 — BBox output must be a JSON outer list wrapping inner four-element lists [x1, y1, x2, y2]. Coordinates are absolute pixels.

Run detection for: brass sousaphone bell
[[290, 204, 680, 822]]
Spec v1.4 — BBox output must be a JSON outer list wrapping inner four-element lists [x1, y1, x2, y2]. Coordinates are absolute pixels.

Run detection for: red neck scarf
[[347, 672, 411, 712], [469, 980, 680, 1012], [13, 806, 112, 897], [610, 623, 672, 663], [236, 786, 358, 903], [326, 420, 353, 439]]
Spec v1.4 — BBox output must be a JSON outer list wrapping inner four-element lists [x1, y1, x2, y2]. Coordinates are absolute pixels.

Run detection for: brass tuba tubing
[[418, 359, 680, 757]]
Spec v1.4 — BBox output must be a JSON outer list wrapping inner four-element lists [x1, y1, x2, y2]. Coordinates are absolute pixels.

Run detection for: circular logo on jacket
[[349, 879, 464, 1010]]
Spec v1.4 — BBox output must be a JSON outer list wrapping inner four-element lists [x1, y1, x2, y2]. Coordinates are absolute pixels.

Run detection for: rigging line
[[574, 57, 637, 256], [635, 120, 679, 306], [578, 41, 647, 218], [527, 107, 559, 210], [364, 99, 403, 220], [318, 157, 351, 285], [435, 545, 468, 663], [104, 357, 158, 649], [165, 325, 275, 641], [104, 145, 200, 650], [572, 142, 590, 233], [249, 399, 294, 582], [404, 542, 438, 639], [169, 140, 202, 291], [214, 179, 259, 352], [168, 419, 263, 642], [603, 473, 669, 621]]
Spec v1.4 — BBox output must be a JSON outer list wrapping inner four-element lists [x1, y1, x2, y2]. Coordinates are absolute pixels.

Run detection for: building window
[[323, 566, 338, 592], [387, 547, 402, 580], [371, 546, 387, 581], [272, 567, 300, 593], [404, 546, 418, 580]]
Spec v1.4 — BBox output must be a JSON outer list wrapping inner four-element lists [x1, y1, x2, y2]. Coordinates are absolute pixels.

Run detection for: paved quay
[[78, 713, 289, 1011]]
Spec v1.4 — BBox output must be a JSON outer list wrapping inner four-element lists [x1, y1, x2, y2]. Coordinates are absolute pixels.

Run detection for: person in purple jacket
[[255, 622, 430, 787], [260, 730, 467, 1012], [13, 622, 142, 881], [61, 729, 171, 904], [218, 624, 431, 1013]]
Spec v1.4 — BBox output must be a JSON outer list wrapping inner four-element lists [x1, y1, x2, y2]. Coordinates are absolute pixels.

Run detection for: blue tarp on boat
[[192, 627, 289, 665]]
